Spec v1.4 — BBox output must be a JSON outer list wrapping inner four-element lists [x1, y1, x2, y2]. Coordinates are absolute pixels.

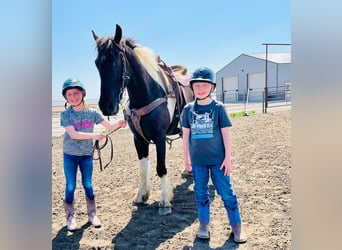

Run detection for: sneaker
[[232, 224, 247, 243], [196, 222, 210, 239]]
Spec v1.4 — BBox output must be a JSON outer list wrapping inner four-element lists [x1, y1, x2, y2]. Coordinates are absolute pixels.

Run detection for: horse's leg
[[133, 138, 151, 204], [155, 138, 174, 215], [135, 157, 151, 203]]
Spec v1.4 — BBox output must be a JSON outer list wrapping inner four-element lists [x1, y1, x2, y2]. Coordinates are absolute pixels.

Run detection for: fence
[[262, 84, 291, 113], [216, 84, 291, 113]]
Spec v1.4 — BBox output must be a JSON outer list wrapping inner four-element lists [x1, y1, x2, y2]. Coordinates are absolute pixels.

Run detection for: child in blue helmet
[[181, 67, 247, 243], [60, 78, 127, 231]]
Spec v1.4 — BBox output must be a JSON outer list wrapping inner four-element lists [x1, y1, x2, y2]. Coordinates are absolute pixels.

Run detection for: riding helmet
[[190, 67, 216, 88], [62, 78, 86, 97]]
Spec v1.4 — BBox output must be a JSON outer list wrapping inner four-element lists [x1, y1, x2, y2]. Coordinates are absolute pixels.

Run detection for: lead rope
[[92, 126, 120, 171]]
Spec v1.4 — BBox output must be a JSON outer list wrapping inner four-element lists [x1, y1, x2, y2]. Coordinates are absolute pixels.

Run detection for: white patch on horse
[[167, 97, 176, 124], [160, 175, 173, 208], [135, 157, 151, 203], [134, 46, 176, 124]]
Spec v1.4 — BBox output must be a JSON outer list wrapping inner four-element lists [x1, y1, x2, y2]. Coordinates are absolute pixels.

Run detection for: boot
[[232, 223, 247, 243], [86, 196, 101, 228], [63, 200, 78, 231], [196, 221, 210, 239]]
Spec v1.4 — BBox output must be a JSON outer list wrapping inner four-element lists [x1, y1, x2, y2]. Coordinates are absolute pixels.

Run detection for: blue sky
[[52, 0, 291, 101]]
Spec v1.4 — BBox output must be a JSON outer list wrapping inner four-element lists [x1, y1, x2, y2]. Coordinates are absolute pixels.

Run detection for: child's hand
[[220, 158, 232, 176], [94, 133, 106, 141], [185, 162, 192, 172], [119, 120, 127, 128]]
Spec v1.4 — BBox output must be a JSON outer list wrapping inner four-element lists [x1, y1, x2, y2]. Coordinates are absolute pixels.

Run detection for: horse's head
[[92, 24, 128, 116]]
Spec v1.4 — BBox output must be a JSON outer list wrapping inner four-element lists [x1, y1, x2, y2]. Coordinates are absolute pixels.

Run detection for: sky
[[52, 0, 291, 102]]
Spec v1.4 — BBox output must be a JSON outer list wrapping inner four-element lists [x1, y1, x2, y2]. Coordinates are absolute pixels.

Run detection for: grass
[[229, 110, 256, 117]]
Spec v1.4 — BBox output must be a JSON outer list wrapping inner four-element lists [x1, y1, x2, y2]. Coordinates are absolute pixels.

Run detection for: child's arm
[[64, 126, 106, 140], [100, 119, 127, 131], [182, 127, 192, 172], [220, 127, 232, 176]]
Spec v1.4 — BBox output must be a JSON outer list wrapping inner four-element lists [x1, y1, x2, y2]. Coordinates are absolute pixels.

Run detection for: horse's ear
[[92, 30, 99, 42], [114, 24, 122, 44]]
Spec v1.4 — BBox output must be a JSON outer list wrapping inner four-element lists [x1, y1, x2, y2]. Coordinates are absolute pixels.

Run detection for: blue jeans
[[63, 153, 95, 204], [192, 163, 242, 226]]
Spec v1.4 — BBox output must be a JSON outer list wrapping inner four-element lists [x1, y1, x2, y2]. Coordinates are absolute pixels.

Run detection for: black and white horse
[[92, 24, 193, 214]]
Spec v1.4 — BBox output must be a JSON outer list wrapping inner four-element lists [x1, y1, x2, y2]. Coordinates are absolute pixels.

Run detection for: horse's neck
[[127, 71, 164, 108], [125, 51, 164, 105]]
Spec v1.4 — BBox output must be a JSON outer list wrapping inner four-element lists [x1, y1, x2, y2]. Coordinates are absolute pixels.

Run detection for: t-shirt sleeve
[[93, 109, 104, 124], [218, 103, 232, 128], [181, 104, 191, 128], [60, 109, 71, 127]]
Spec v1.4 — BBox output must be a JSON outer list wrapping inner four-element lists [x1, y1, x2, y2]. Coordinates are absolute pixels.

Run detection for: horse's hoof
[[134, 193, 149, 204], [158, 207, 172, 215], [142, 194, 149, 203]]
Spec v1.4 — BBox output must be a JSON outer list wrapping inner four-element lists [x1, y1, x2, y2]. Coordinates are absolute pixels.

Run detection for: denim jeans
[[63, 153, 94, 204], [192, 163, 242, 227]]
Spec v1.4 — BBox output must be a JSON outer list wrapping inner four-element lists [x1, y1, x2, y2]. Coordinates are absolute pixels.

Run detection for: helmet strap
[[68, 96, 85, 108], [196, 94, 211, 101], [196, 85, 214, 100], [71, 99, 84, 108]]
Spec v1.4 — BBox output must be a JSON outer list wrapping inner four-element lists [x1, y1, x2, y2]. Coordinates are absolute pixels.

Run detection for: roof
[[245, 53, 291, 64]]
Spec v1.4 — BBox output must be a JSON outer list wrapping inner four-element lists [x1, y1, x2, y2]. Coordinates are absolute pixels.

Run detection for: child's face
[[192, 82, 213, 99], [65, 88, 83, 105]]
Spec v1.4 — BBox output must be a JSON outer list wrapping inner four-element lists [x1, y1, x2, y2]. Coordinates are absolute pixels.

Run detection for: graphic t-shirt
[[181, 100, 232, 165], [60, 107, 104, 156]]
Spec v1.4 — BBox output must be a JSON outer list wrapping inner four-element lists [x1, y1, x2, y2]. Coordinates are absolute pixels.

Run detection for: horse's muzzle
[[99, 100, 119, 116]]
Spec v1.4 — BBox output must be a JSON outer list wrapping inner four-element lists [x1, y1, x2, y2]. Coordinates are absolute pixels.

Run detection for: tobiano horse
[[92, 24, 193, 214]]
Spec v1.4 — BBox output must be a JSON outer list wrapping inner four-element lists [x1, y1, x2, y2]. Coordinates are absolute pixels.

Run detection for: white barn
[[215, 53, 291, 103]]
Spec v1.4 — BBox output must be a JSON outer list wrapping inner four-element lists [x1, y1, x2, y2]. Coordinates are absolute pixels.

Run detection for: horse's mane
[[124, 38, 163, 85], [95, 36, 163, 88]]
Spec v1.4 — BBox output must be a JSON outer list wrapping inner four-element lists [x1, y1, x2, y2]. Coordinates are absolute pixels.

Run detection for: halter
[[118, 48, 131, 100]]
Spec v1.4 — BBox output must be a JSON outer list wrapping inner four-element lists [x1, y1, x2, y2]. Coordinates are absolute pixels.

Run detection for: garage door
[[222, 76, 238, 102], [247, 72, 265, 102], [247, 72, 265, 90]]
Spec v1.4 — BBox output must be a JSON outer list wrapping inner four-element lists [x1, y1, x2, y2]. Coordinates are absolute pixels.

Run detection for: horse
[[92, 24, 193, 214]]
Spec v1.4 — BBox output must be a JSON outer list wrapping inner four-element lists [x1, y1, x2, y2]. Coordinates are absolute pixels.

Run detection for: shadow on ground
[[111, 174, 216, 249]]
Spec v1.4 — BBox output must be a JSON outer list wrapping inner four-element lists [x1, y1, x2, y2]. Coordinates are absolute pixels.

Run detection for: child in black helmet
[[60, 78, 127, 231], [181, 67, 247, 243]]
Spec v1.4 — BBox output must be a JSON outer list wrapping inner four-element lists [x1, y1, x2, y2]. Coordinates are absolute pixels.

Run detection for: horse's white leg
[[134, 157, 151, 203], [158, 174, 174, 215]]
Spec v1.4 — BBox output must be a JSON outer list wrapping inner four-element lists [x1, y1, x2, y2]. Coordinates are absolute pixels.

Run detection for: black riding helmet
[[190, 67, 216, 90]]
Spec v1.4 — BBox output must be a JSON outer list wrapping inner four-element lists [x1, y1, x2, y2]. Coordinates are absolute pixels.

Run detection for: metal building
[[216, 53, 291, 103]]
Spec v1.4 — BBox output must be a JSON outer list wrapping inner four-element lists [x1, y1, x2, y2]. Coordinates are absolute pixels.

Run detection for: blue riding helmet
[[190, 67, 216, 88], [62, 78, 86, 97]]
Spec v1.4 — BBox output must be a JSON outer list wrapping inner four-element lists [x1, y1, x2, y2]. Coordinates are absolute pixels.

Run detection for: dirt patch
[[52, 110, 291, 249]]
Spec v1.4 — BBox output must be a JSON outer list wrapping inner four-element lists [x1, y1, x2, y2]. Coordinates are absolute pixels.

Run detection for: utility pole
[[262, 43, 291, 113]]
